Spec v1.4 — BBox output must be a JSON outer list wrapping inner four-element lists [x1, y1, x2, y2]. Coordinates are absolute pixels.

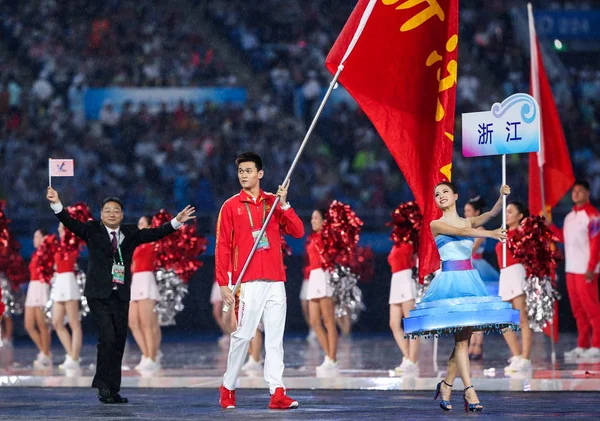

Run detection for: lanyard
[[114, 242, 124, 264], [244, 201, 266, 231], [111, 231, 124, 264]]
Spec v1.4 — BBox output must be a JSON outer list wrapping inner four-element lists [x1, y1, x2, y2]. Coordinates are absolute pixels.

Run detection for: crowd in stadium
[[1, 0, 599, 226]]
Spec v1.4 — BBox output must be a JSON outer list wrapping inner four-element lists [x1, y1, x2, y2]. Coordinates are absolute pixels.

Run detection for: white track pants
[[223, 281, 286, 393]]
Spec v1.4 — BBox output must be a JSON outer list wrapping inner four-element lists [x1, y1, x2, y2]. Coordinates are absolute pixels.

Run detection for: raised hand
[[175, 205, 196, 223], [499, 185, 511, 196], [277, 179, 291, 206], [489, 227, 507, 242], [46, 186, 60, 204]]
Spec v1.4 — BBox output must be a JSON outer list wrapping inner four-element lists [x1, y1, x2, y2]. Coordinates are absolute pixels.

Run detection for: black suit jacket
[[55, 208, 176, 301]]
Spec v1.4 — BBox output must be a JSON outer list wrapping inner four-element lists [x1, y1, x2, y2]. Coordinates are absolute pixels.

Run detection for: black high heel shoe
[[463, 385, 483, 412], [433, 380, 453, 411]]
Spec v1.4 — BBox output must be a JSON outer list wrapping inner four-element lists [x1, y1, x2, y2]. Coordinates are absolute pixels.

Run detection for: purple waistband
[[442, 259, 474, 272]]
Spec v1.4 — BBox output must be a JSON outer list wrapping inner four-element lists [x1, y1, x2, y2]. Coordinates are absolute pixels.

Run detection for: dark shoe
[[98, 388, 128, 404], [463, 385, 483, 413], [434, 380, 453, 411], [112, 393, 128, 404], [97, 388, 112, 401]]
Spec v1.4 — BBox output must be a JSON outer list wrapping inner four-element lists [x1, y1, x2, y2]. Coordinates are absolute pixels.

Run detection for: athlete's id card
[[112, 263, 125, 284], [252, 230, 270, 251]]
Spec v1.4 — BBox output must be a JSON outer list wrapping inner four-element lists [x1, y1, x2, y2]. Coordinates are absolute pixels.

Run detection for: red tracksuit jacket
[[550, 202, 600, 274], [215, 189, 305, 287]]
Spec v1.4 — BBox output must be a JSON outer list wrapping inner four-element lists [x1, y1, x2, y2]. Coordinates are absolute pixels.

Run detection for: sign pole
[[502, 154, 507, 268]]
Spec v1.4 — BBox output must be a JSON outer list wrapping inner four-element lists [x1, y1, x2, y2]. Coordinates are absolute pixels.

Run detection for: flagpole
[[539, 163, 556, 364], [502, 154, 507, 268], [433, 336, 439, 374], [223, 0, 378, 312], [48, 158, 52, 187], [528, 2, 556, 365], [223, 67, 345, 312]]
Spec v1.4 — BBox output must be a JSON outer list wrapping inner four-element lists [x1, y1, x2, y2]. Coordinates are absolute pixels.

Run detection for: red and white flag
[[49, 159, 74, 177], [527, 5, 574, 217], [326, 0, 459, 280], [528, 4, 573, 343]]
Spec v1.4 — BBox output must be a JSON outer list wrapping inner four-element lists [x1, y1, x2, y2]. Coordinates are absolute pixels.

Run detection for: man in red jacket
[[216, 152, 304, 410], [550, 180, 600, 359]]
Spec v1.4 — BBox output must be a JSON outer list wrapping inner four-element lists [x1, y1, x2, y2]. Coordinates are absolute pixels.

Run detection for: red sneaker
[[219, 385, 236, 409], [268, 387, 299, 409]]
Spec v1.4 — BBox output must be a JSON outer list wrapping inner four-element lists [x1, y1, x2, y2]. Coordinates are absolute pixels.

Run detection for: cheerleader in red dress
[[52, 222, 83, 370], [497, 202, 533, 373], [388, 242, 420, 374], [129, 216, 161, 372], [306, 209, 339, 374], [24, 229, 52, 367]]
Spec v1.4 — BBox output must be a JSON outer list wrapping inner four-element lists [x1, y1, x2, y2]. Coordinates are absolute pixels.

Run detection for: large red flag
[[528, 6, 573, 343], [528, 12, 574, 217], [326, 0, 458, 280]]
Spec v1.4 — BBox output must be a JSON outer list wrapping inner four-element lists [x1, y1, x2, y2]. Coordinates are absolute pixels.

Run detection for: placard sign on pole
[[462, 93, 541, 267]]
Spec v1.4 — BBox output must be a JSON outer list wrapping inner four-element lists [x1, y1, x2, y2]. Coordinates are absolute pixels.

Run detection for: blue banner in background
[[535, 10, 600, 40], [84, 87, 247, 120]]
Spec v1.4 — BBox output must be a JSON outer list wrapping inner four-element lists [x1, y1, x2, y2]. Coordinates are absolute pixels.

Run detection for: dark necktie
[[111, 231, 118, 253]]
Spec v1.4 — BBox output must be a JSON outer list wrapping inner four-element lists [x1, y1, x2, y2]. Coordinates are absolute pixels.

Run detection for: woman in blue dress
[[403, 182, 520, 412], [463, 196, 500, 360]]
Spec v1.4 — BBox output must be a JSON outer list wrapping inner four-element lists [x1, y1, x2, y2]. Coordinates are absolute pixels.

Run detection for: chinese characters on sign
[[478, 123, 493, 145], [462, 93, 540, 158], [506, 121, 522, 142], [477, 121, 523, 144]]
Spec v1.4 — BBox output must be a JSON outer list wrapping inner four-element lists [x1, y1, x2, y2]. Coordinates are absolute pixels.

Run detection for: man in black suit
[[46, 186, 195, 403]]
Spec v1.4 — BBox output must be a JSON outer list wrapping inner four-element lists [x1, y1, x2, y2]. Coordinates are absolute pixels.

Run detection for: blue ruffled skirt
[[472, 258, 500, 296], [404, 267, 519, 337]]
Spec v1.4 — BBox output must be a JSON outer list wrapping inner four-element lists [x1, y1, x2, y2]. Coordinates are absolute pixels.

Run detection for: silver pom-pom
[[76, 269, 90, 319], [329, 265, 366, 324], [524, 275, 560, 332], [415, 272, 434, 303], [0, 274, 24, 316], [44, 274, 56, 323], [154, 268, 188, 326]]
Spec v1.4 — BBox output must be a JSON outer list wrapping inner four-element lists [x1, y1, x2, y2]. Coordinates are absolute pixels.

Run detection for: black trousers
[[87, 290, 129, 393]]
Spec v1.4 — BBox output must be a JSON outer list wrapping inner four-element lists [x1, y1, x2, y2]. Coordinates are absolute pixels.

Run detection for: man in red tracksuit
[[550, 180, 600, 359], [216, 152, 304, 409]]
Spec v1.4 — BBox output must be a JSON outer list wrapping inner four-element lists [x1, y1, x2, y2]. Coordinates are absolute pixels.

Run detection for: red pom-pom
[[350, 246, 375, 283], [508, 216, 561, 278], [280, 234, 292, 257], [319, 200, 363, 271], [388, 201, 422, 249], [0, 202, 28, 285], [35, 235, 60, 282], [4, 237, 29, 285], [0, 200, 11, 255], [59, 202, 93, 258], [152, 210, 207, 283]]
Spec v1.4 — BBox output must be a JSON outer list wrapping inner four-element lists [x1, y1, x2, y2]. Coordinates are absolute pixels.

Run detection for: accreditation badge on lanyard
[[112, 240, 125, 285], [246, 201, 270, 251]]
